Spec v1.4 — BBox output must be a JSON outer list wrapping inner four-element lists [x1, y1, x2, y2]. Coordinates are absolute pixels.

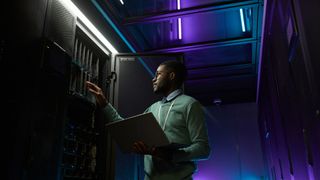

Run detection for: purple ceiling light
[[177, 0, 182, 39], [307, 164, 315, 180]]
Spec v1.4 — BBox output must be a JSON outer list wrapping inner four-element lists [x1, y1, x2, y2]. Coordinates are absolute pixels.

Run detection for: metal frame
[[145, 37, 256, 53], [123, 0, 260, 25]]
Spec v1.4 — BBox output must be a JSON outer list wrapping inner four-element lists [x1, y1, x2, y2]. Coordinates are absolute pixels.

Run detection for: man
[[86, 60, 211, 180]]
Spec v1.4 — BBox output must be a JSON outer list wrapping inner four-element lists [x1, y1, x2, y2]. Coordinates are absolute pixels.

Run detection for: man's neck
[[164, 87, 179, 97]]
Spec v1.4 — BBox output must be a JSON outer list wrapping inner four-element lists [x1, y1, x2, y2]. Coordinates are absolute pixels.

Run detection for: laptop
[[105, 112, 170, 153]]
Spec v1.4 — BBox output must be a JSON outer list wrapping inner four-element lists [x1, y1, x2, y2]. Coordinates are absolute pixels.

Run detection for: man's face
[[152, 65, 172, 94]]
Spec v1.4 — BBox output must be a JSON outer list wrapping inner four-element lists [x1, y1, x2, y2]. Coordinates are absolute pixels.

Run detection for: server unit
[[43, 1, 112, 179], [61, 26, 110, 180]]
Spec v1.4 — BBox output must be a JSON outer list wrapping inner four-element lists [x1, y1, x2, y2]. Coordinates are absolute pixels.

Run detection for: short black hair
[[160, 60, 187, 87]]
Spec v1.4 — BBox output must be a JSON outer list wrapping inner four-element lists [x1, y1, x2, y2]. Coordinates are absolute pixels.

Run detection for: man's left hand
[[132, 141, 172, 161]]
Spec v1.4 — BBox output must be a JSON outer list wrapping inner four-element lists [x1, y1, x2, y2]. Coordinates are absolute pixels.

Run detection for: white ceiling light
[[58, 0, 118, 54]]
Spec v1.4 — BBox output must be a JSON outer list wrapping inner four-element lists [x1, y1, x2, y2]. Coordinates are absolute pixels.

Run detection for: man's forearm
[[102, 103, 123, 122]]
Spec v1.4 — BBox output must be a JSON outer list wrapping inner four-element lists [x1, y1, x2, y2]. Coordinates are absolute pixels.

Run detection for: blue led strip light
[[240, 8, 246, 32], [91, 0, 155, 77]]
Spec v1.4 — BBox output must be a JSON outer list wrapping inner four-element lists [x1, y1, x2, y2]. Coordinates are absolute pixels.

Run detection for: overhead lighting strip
[[91, 0, 155, 77], [58, 0, 118, 54], [177, 0, 181, 10], [240, 8, 246, 32], [178, 18, 182, 39], [177, 0, 182, 39]]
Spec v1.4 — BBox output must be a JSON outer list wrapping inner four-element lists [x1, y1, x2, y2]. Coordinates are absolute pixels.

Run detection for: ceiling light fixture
[[177, 0, 182, 39], [59, 0, 118, 54], [240, 8, 246, 32], [178, 18, 182, 39]]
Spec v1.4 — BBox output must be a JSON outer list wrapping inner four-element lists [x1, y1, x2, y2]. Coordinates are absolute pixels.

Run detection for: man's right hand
[[86, 81, 108, 107]]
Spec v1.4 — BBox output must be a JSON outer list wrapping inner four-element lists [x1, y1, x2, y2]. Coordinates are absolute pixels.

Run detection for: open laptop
[[105, 112, 170, 153]]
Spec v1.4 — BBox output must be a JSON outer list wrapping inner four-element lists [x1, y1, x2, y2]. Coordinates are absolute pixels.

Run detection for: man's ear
[[169, 72, 175, 80]]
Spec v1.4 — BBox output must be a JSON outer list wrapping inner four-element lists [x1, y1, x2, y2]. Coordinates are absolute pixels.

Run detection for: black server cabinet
[[18, 32, 111, 180], [111, 53, 183, 180], [42, 0, 112, 179], [2, 0, 112, 179], [28, 38, 71, 180], [61, 26, 111, 180], [112, 53, 184, 117]]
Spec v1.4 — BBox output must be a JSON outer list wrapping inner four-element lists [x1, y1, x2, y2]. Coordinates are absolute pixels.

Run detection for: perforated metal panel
[[45, 0, 76, 56]]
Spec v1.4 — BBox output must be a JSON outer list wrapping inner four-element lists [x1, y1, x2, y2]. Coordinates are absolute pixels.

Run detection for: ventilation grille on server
[[68, 28, 106, 99], [61, 26, 109, 180], [45, 0, 75, 56]]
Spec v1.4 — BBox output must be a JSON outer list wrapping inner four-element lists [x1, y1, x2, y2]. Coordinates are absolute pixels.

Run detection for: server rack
[[61, 26, 111, 180], [36, 0, 112, 179], [3, 0, 113, 179]]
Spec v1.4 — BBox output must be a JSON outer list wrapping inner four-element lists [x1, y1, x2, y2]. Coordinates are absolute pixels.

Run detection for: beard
[[153, 80, 170, 94], [153, 85, 162, 94]]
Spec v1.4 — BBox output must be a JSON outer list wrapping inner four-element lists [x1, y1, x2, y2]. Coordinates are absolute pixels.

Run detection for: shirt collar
[[162, 89, 182, 103]]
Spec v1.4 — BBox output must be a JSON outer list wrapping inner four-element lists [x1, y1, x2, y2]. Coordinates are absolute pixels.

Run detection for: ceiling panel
[[91, 0, 264, 105], [122, 6, 254, 51], [184, 43, 253, 69], [105, 0, 254, 18], [187, 64, 255, 80]]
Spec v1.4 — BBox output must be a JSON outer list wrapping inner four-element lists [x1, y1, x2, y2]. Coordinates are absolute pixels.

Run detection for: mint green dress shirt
[[102, 90, 211, 180]]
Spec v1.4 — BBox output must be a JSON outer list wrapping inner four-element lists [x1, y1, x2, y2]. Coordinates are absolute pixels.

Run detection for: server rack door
[[110, 53, 184, 180]]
